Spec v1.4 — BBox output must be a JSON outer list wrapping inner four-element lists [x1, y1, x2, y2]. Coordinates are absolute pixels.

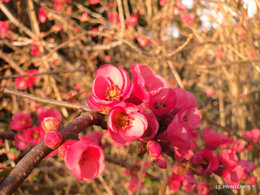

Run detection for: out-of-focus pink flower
[[128, 176, 144, 193], [206, 86, 214, 97], [223, 165, 247, 185], [14, 133, 29, 150], [38, 7, 47, 23], [80, 132, 103, 145], [108, 13, 120, 25], [64, 139, 105, 180], [89, 0, 100, 5], [37, 107, 62, 124], [30, 44, 41, 57], [41, 117, 61, 132], [197, 183, 210, 195], [0, 21, 9, 38], [88, 64, 132, 112], [246, 176, 257, 185], [44, 130, 63, 149], [203, 128, 228, 150], [107, 102, 148, 144], [243, 129, 260, 143], [191, 148, 219, 175], [172, 107, 201, 131], [173, 88, 197, 113], [238, 160, 255, 174], [153, 154, 167, 169], [160, 0, 168, 6], [24, 127, 45, 145], [137, 37, 149, 47], [54, 0, 63, 11], [232, 140, 245, 153], [147, 141, 161, 158], [139, 112, 159, 142], [168, 174, 181, 193], [181, 13, 195, 26], [176, 1, 187, 11], [15, 69, 39, 90], [182, 171, 197, 192], [80, 12, 89, 22], [0, 139, 2, 145], [0, 0, 10, 3], [149, 88, 176, 117], [125, 14, 138, 27], [129, 63, 168, 102], [10, 112, 32, 131], [219, 149, 238, 167], [52, 25, 63, 32]]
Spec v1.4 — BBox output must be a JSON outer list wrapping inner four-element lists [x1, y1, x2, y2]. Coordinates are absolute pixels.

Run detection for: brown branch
[[0, 132, 15, 140], [0, 86, 91, 112], [0, 111, 104, 195]]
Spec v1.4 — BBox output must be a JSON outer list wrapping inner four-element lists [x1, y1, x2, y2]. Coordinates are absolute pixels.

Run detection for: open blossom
[[107, 102, 148, 144], [14, 133, 29, 150], [173, 88, 197, 113], [88, 64, 132, 112], [30, 44, 41, 57], [10, 112, 32, 131], [139, 112, 159, 142], [203, 128, 228, 150], [23, 127, 45, 145], [243, 129, 260, 143], [182, 170, 197, 192], [197, 183, 210, 195], [0, 21, 8, 38], [15, 69, 39, 90], [191, 148, 219, 175], [125, 14, 138, 27], [108, 13, 120, 25], [64, 139, 105, 180], [219, 149, 238, 167], [168, 174, 182, 193]]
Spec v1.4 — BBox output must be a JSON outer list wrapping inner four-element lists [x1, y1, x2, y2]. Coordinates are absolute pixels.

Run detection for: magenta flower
[[168, 174, 181, 193], [231, 140, 245, 153], [149, 88, 176, 117], [219, 149, 238, 167], [223, 165, 247, 185], [153, 154, 167, 169], [89, 0, 100, 5], [10, 112, 32, 131], [64, 139, 105, 180], [58, 140, 77, 159], [173, 88, 197, 113], [125, 14, 138, 27], [243, 129, 260, 143], [14, 133, 29, 150], [238, 160, 255, 174], [182, 171, 197, 192], [139, 112, 159, 142], [203, 128, 228, 150], [0, 21, 8, 38], [88, 64, 132, 111], [23, 127, 45, 145], [191, 148, 219, 175], [172, 107, 201, 131], [197, 183, 210, 195], [15, 69, 39, 90], [107, 102, 148, 144], [44, 130, 63, 149]]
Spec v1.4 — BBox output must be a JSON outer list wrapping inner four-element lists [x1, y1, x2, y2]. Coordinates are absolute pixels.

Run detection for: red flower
[[64, 139, 105, 180], [168, 174, 181, 193], [10, 112, 32, 131], [44, 130, 63, 149], [107, 102, 148, 144], [197, 183, 210, 195], [30, 44, 41, 57], [38, 7, 47, 23], [89, 0, 100, 5], [14, 133, 29, 150]]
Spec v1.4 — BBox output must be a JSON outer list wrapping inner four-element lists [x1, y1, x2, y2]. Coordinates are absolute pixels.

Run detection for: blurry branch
[[167, 61, 185, 89], [167, 34, 194, 57], [0, 68, 86, 80], [0, 111, 104, 195], [0, 132, 15, 140], [0, 3, 38, 40], [0, 50, 25, 74], [105, 155, 165, 183], [0, 86, 91, 112], [203, 113, 260, 151]]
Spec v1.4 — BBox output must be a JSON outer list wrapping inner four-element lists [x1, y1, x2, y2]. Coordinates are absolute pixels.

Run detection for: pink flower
[[64, 139, 105, 180], [206, 86, 214, 97], [125, 14, 138, 27], [160, 0, 168, 6], [108, 13, 120, 25], [0, 21, 8, 38], [139, 112, 159, 142], [176, 1, 186, 11], [44, 130, 63, 149], [223, 165, 247, 185], [23, 127, 45, 145], [10, 112, 32, 131], [173, 88, 197, 113], [58, 140, 77, 159], [41, 117, 61, 132], [128, 176, 144, 193], [191, 148, 219, 175], [197, 183, 210, 195], [137, 37, 149, 47], [14, 133, 29, 150], [246, 176, 257, 185], [219, 149, 238, 167], [54, 0, 63, 11], [153, 154, 167, 169], [168, 174, 181, 193], [149, 88, 176, 117], [30, 44, 41, 57], [129, 63, 168, 102], [107, 102, 148, 144], [203, 128, 228, 150], [147, 141, 161, 158], [172, 107, 201, 131], [37, 107, 62, 124], [238, 160, 255, 174], [80, 132, 103, 145], [88, 64, 132, 112], [15, 69, 39, 90], [89, 0, 100, 5], [243, 129, 260, 143], [182, 171, 197, 192], [0, 0, 10, 3], [231, 140, 245, 153], [38, 7, 47, 23]]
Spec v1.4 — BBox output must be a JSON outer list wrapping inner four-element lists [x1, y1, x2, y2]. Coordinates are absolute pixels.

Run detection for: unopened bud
[[147, 141, 162, 158], [41, 117, 61, 132], [44, 130, 63, 149]]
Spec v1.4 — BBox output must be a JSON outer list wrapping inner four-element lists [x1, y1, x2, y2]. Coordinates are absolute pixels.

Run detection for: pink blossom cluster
[[11, 107, 62, 150], [167, 128, 258, 194], [88, 63, 201, 168], [15, 69, 39, 90], [0, 20, 9, 38], [172, 1, 195, 26]]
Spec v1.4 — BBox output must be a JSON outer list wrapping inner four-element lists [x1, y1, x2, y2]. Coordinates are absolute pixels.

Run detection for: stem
[[0, 111, 104, 195], [0, 132, 15, 140]]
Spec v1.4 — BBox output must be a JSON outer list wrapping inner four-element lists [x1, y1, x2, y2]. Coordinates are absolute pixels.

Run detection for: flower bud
[[153, 155, 167, 169], [147, 141, 162, 158], [41, 117, 61, 132], [44, 130, 63, 149]]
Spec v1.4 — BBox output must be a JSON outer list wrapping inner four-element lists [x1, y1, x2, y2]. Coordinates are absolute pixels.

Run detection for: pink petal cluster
[[15, 69, 39, 90], [10, 112, 32, 131], [203, 128, 228, 150], [64, 139, 105, 180], [0, 21, 8, 38], [44, 130, 63, 149], [38, 7, 47, 23], [125, 14, 138, 27]]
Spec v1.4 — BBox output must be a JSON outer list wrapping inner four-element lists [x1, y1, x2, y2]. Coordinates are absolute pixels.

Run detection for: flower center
[[154, 100, 167, 109], [32, 132, 39, 139], [80, 150, 89, 165], [105, 84, 121, 101], [114, 113, 131, 130], [20, 119, 26, 125]]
